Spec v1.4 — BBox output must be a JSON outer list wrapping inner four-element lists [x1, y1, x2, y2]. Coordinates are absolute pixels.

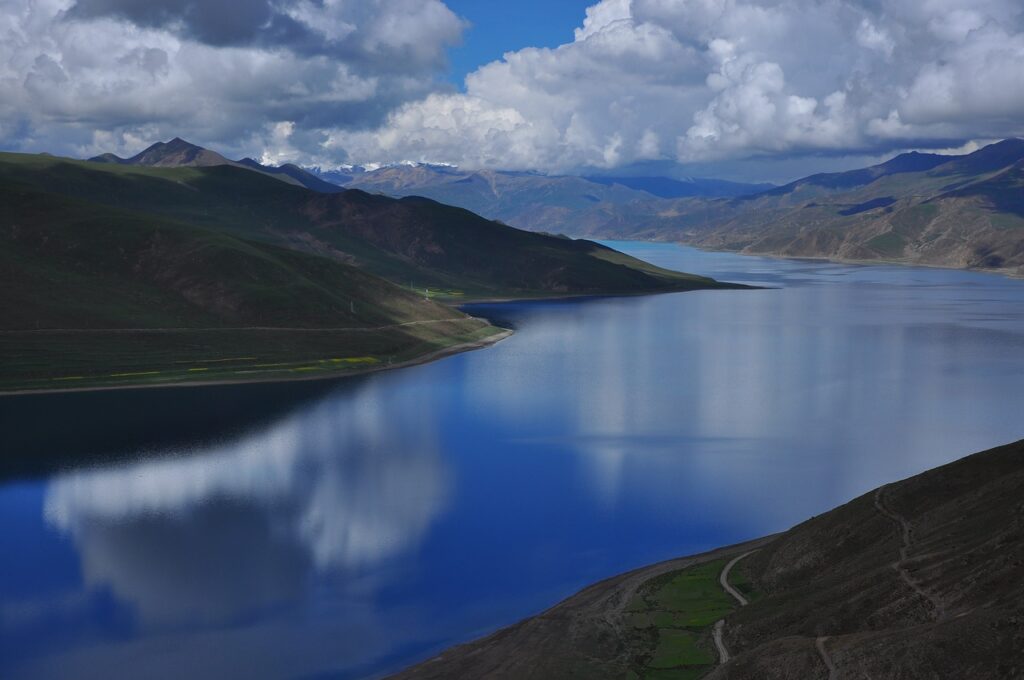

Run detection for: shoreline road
[[873, 486, 945, 619], [720, 551, 757, 606], [713, 620, 730, 663], [714, 550, 758, 665]]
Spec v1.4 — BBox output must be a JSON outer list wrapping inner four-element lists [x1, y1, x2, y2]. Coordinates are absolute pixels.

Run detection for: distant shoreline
[[3, 279, 756, 397], [656, 239, 1024, 280], [0, 327, 513, 397]]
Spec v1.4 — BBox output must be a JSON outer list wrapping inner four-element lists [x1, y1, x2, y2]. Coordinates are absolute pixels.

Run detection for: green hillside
[[0, 150, 743, 392], [0, 180, 500, 392], [0, 152, 739, 300]]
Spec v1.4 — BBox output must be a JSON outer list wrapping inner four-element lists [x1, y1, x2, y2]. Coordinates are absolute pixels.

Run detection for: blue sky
[[443, 0, 595, 86]]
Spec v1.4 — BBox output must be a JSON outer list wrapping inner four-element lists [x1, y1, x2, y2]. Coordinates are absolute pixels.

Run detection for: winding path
[[873, 485, 944, 618], [713, 550, 758, 665], [713, 620, 730, 664], [720, 551, 756, 606], [815, 636, 838, 680]]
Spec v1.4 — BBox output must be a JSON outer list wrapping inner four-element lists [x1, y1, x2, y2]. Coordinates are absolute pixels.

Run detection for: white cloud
[[0, 0, 464, 158], [1, 0, 1024, 172], [328, 0, 1024, 172]]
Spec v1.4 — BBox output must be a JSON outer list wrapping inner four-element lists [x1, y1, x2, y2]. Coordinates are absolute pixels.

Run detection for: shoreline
[[661, 239, 1024, 280], [454, 282, 757, 306], [0, 327, 514, 398], [385, 534, 777, 680], [2, 278, 754, 398], [387, 437, 1024, 679]]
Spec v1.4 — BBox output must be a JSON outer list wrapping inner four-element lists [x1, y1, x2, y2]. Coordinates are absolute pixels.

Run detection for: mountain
[[584, 175, 774, 199], [0, 163, 500, 392], [550, 140, 1024, 275], [1, 151, 742, 391], [235, 157, 344, 193], [328, 165, 771, 230], [339, 165, 656, 227], [388, 437, 1024, 679], [88, 138, 342, 193], [9, 151, 738, 300], [89, 137, 237, 168]]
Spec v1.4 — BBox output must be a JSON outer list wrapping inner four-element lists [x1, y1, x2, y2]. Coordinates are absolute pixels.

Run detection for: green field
[[624, 559, 736, 679], [0, 323, 501, 393]]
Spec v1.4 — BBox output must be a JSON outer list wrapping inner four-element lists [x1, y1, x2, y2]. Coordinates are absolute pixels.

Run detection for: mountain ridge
[[88, 137, 340, 193], [522, 139, 1024, 275]]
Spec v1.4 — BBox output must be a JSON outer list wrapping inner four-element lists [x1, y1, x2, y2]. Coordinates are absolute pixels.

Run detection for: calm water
[[2, 243, 1023, 679]]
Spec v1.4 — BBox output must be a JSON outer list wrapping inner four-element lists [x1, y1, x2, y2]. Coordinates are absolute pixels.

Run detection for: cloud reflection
[[42, 382, 450, 625]]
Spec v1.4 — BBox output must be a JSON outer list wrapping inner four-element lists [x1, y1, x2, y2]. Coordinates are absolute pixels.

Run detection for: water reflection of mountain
[[43, 381, 451, 626], [0, 378, 346, 481]]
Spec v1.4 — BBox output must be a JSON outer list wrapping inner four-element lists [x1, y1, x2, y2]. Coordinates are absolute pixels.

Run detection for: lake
[[2, 242, 1023, 679]]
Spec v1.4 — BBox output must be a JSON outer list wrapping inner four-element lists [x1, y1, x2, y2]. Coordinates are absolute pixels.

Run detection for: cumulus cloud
[[328, 0, 1024, 173], [0, 0, 464, 158], [1, 0, 1024, 174]]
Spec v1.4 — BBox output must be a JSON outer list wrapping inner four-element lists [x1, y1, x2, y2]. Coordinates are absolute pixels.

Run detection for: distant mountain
[[583, 175, 773, 199], [88, 138, 342, 193], [749, 150, 953, 198], [539, 139, 1024, 275], [337, 165, 657, 228], [236, 157, 344, 194], [309, 164, 770, 229], [89, 137, 236, 168]]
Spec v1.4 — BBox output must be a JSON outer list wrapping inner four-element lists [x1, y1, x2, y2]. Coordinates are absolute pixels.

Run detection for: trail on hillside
[[874, 485, 945, 618], [816, 636, 838, 680], [714, 550, 757, 665]]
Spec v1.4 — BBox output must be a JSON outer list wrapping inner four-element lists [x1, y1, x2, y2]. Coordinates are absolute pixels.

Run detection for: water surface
[[2, 243, 1023, 679]]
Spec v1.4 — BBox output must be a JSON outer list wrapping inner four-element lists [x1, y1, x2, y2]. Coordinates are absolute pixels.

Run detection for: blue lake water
[[2, 242, 1023, 679]]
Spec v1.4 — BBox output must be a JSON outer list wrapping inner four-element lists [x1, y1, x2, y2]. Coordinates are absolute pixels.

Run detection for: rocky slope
[[554, 140, 1024, 276], [388, 438, 1024, 679]]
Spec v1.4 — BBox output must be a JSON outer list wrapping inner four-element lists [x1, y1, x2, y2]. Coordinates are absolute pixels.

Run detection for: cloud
[[328, 0, 1024, 173], [1, 0, 1024, 174], [0, 0, 464, 159], [44, 381, 451, 625]]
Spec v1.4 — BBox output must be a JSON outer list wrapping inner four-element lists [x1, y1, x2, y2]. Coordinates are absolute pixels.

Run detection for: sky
[[1, 0, 1023, 182]]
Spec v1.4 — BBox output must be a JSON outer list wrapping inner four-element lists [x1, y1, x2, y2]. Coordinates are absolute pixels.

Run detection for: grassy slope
[[387, 438, 1024, 680], [0, 180, 498, 392], [0, 152, 741, 300]]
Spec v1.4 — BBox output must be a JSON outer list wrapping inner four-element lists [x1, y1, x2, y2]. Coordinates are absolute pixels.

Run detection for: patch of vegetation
[[889, 203, 939, 237], [0, 324, 502, 393], [988, 212, 1024, 231], [727, 560, 763, 604], [865, 231, 908, 257], [624, 559, 736, 680]]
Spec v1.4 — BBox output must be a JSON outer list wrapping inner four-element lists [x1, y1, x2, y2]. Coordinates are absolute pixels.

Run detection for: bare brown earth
[[389, 438, 1024, 679]]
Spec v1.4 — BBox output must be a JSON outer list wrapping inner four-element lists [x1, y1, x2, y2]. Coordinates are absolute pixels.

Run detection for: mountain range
[[562, 139, 1024, 274], [295, 140, 1024, 276], [89, 137, 344, 193], [3, 143, 740, 392]]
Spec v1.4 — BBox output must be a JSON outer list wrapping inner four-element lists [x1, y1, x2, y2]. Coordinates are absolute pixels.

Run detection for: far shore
[[655, 239, 1024, 280], [0, 327, 514, 398]]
